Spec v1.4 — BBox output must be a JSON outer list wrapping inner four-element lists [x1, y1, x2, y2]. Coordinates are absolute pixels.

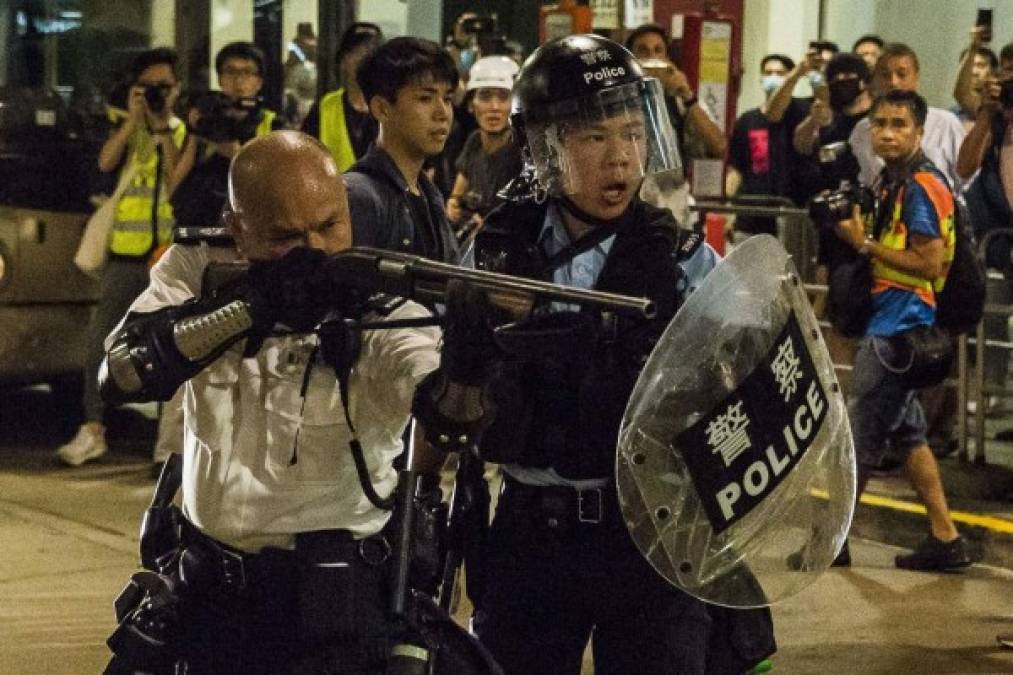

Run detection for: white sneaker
[[57, 425, 108, 466]]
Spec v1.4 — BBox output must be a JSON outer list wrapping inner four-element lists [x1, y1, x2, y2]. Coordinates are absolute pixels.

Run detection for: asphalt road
[[2, 385, 1013, 674]]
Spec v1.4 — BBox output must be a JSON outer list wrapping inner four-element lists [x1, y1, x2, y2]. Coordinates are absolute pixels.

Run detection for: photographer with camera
[[626, 24, 727, 162], [831, 90, 970, 572], [97, 131, 501, 674], [168, 42, 285, 231], [57, 48, 186, 468]]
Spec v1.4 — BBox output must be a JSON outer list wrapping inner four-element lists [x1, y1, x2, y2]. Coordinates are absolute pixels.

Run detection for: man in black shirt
[[794, 53, 874, 275], [793, 53, 872, 181], [344, 37, 460, 263], [727, 54, 808, 237]]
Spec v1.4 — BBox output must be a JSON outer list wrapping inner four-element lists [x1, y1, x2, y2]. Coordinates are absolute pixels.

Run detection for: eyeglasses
[[221, 67, 260, 80]]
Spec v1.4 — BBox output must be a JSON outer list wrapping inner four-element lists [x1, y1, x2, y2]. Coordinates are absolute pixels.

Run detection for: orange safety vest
[[871, 168, 956, 307]]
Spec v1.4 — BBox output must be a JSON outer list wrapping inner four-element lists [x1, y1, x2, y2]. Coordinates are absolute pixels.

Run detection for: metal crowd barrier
[[689, 201, 1009, 465], [691, 198, 818, 281], [963, 227, 1013, 464]]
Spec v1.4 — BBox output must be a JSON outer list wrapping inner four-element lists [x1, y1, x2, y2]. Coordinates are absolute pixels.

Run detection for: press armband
[[100, 294, 256, 404]]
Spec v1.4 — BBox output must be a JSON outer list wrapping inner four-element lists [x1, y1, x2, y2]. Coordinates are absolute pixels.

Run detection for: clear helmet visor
[[523, 78, 682, 198]]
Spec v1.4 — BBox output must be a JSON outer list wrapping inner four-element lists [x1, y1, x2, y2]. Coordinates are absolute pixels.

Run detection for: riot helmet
[[510, 34, 681, 202]]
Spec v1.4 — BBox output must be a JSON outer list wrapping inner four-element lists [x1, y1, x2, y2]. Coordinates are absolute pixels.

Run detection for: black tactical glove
[[440, 279, 503, 384], [245, 246, 330, 333], [413, 280, 503, 453]]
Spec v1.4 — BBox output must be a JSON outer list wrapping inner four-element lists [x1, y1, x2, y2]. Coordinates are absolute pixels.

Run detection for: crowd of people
[[47, 12, 1013, 674]]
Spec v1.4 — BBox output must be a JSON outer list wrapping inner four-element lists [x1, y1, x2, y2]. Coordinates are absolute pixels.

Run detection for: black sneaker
[[832, 541, 851, 567], [787, 540, 850, 570], [894, 535, 971, 572]]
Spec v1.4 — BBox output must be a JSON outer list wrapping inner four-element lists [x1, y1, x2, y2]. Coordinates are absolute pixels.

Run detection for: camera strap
[[873, 180, 903, 243]]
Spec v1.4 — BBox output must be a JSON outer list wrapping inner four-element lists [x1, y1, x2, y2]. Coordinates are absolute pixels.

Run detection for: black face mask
[[829, 78, 863, 110]]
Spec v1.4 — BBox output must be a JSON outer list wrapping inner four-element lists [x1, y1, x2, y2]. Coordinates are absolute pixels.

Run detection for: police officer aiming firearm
[[98, 130, 505, 674]]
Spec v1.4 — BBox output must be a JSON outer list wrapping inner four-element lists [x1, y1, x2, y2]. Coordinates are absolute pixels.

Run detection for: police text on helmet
[[583, 65, 627, 85]]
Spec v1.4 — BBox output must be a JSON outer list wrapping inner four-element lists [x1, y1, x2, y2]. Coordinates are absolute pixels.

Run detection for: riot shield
[[617, 234, 855, 608]]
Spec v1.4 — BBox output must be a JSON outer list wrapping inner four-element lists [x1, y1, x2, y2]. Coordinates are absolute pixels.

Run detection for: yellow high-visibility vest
[[319, 89, 358, 171], [871, 171, 956, 306], [110, 121, 186, 257], [256, 109, 276, 137]]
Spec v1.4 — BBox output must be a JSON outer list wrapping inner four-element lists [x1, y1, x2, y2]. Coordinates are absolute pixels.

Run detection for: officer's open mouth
[[602, 181, 628, 203]]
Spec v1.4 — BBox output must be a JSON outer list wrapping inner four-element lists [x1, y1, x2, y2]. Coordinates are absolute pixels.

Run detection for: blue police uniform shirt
[[506, 202, 720, 489]]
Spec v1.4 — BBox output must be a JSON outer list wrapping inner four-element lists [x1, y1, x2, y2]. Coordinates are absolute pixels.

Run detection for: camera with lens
[[459, 15, 509, 57], [1001, 79, 1013, 109], [192, 91, 261, 142], [143, 84, 171, 113], [809, 182, 875, 224], [808, 141, 875, 224]]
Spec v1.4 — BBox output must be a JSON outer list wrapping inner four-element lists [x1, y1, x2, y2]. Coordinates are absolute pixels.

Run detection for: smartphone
[[639, 58, 671, 76], [977, 8, 993, 42]]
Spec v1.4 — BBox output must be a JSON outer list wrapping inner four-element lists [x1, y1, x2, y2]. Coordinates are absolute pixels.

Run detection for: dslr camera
[[808, 141, 875, 224], [459, 15, 509, 57], [192, 91, 260, 142], [143, 84, 172, 113]]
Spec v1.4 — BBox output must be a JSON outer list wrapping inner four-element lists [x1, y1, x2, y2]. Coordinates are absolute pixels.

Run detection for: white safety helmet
[[467, 55, 519, 92]]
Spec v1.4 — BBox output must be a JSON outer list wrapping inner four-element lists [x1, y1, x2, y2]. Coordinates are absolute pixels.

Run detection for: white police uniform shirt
[[849, 106, 965, 192], [112, 243, 440, 553], [504, 202, 720, 490]]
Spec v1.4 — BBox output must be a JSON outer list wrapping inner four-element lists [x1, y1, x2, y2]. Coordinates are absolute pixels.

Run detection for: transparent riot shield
[[616, 235, 855, 608]]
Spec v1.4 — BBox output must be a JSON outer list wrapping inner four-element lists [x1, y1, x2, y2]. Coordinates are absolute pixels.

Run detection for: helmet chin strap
[[558, 195, 636, 230]]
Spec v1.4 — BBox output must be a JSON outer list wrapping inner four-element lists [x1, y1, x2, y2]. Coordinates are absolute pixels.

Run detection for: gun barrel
[[202, 247, 658, 320], [339, 247, 656, 319]]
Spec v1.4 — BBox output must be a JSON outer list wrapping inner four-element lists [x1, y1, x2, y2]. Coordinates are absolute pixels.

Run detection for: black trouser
[[472, 479, 713, 675], [175, 525, 396, 675]]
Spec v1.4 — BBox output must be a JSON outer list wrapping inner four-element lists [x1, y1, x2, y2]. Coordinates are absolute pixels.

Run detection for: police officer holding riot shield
[[468, 35, 775, 674]]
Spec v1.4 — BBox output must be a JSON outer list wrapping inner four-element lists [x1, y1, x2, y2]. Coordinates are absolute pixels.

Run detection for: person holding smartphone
[[625, 23, 726, 161], [953, 25, 999, 131]]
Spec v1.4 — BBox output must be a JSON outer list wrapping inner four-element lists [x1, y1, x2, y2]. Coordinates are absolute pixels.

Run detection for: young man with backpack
[[344, 37, 460, 264], [833, 90, 972, 571]]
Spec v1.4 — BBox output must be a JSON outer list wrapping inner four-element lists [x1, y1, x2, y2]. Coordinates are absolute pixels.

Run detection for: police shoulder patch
[[675, 229, 704, 262]]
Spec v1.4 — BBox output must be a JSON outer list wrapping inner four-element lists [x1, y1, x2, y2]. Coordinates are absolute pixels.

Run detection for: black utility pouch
[[888, 324, 954, 390], [294, 530, 359, 641]]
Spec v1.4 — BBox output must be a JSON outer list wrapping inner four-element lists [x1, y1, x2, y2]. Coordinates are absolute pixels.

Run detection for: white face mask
[[761, 74, 786, 95]]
